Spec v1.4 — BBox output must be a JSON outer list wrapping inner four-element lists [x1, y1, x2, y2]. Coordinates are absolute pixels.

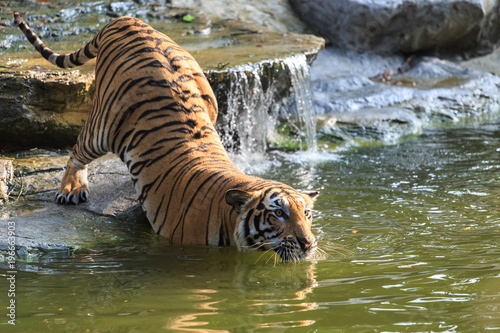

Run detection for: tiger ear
[[301, 190, 319, 201], [225, 189, 253, 213]]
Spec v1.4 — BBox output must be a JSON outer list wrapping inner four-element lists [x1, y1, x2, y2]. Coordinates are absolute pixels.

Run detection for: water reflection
[[8, 244, 324, 332], [166, 288, 224, 332], [474, 277, 500, 330], [166, 258, 319, 331]]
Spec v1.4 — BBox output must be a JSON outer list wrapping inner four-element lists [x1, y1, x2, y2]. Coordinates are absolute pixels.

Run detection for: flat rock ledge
[[0, 19, 324, 151], [0, 153, 148, 258]]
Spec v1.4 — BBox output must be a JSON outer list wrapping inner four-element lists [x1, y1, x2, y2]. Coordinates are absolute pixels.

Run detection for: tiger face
[[226, 188, 319, 261]]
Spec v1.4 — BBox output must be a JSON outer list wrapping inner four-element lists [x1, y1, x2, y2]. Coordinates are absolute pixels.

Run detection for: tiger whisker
[[308, 243, 354, 261], [268, 250, 279, 266], [291, 251, 300, 264], [310, 247, 333, 261], [321, 243, 354, 257], [273, 251, 281, 267], [255, 248, 275, 264]]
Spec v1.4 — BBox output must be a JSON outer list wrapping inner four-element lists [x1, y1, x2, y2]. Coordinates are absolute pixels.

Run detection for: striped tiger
[[14, 13, 319, 261]]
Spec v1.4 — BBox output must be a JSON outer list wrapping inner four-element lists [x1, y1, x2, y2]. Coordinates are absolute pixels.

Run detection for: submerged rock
[[290, 0, 500, 58]]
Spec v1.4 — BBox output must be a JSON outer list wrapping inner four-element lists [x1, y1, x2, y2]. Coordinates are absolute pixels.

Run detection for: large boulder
[[290, 0, 500, 58]]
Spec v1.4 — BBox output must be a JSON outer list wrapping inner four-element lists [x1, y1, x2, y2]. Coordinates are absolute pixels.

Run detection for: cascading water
[[276, 54, 318, 153], [215, 53, 318, 170], [217, 65, 273, 157]]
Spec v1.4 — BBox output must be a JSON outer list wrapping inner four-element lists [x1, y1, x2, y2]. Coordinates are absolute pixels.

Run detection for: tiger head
[[226, 188, 319, 261]]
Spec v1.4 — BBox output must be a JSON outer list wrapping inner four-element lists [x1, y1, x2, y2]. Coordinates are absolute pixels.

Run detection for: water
[[2, 118, 500, 332], [217, 63, 274, 157], [217, 54, 318, 172], [278, 55, 318, 152]]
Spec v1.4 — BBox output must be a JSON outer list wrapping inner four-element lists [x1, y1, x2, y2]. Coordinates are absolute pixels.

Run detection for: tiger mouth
[[273, 242, 315, 261]]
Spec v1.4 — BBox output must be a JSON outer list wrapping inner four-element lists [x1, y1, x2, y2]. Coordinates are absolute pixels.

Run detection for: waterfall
[[215, 53, 317, 167]]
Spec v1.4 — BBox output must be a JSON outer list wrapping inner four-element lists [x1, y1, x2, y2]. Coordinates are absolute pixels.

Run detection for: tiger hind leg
[[55, 156, 89, 205]]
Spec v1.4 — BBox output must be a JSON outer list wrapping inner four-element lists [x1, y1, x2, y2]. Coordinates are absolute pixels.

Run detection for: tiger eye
[[275, 209, 284, 217]]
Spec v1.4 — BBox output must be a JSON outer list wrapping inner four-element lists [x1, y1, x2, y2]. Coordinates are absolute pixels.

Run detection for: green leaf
[[182, 14, 196, 22]]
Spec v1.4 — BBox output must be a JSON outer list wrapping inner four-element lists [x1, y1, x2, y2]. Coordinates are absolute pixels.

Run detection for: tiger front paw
[[55, 158, 89, 205]]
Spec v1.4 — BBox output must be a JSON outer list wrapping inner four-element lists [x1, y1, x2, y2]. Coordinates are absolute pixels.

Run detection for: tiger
[[14, 12, 319, 261]]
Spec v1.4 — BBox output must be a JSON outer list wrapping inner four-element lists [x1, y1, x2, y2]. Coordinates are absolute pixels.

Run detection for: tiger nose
[[297, 237, 313, 251]]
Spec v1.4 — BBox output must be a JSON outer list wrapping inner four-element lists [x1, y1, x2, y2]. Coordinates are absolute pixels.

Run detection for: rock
[[318, 107, 422, 143], [290, 0, 500, 58], [0, 200, 149, 256], [170, 0, 313, 33], [0, 3, 324, 151], [0, 160, 14, 204], [461, 46, 500, 76], [395, 56, 500, 122], [0, 152, 147, 256], [311, 48, 500, 143], [83, 155, 143, 218], [0, 71, 94, 151], [8, 151, 139, 218]]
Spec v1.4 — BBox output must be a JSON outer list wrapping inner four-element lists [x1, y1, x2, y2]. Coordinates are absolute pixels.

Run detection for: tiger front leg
[[55, 157, 89, 205]]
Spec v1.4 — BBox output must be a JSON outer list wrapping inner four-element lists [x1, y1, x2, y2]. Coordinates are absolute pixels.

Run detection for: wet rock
[[0, 199, 152, 257], [290, 0, 500, 58], [0, 71, 94, 151], [8, 152, 139, 218], [311, 48, 500, 143], [0, 152, 147, 255], [318, 107, 422, 143], [83, 155, 142, 218], [393, 56, 500, 121]]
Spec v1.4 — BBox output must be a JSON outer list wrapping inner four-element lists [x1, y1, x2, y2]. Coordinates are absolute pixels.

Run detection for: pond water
[[2, 116, 500, 332]]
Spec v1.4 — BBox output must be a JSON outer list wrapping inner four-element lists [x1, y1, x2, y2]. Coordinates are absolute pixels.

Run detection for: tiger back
[[15, 13, 320, 260]]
